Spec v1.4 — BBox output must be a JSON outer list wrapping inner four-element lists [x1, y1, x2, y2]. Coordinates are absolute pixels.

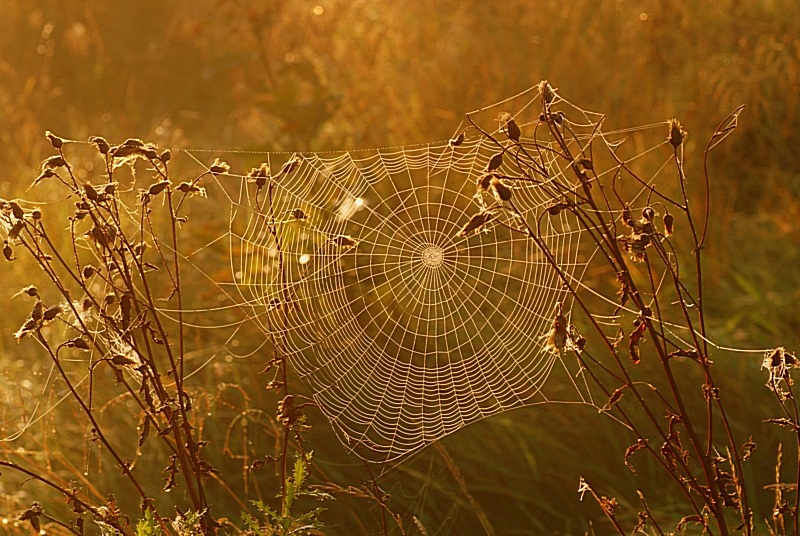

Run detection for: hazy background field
[[1, 1, 799, 533]]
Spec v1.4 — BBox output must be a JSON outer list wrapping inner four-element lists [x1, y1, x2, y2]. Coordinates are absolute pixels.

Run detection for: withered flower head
[[208, 158, 230, 175], [668, 118, 687, 149]]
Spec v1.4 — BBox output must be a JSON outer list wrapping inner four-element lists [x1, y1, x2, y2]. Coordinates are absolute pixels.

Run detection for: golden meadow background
[[1, 1, 799, 533]]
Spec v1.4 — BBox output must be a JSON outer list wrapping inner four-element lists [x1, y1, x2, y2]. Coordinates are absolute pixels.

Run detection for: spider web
[[2, 82, 713, 465], [197, 83, 630, 463]]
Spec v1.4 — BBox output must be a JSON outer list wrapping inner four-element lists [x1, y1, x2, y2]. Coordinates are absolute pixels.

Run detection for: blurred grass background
[[1, 0, 799, 533]]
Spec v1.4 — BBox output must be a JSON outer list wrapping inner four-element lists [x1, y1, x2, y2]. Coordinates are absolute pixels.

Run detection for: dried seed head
[[622, 207, 633, 227], [122, 138, 145, 148], [545, 302, 568, 354], [82, 265, 95, 279], [69, 337, 90, 350], [208, 158, 230, 175], [290, 208, 307, 220], [43, 304, 62, 322], [159, 149, 171, 163], [486, 152, 503, 172], [281, 156, 301, 175], [32, 168, 57, 188], [578, 158, 593, 170], [476, 172, 493, 192], [457, 211, 495, 237], [41, 155, 66, 171], [668, 118, 687, 149], [23, 286, 39, 297], [142, 147, 159, 160], [3, 240, 14, 261], [84, 183, 99, 202], [247, 163, 270, 188], [449, 132, 465, 147], [177, 182, 201, 194], [490, 177, 512, 201], [147, 180, 170, 196], [31, 209, 41, 220], [45, 131, 64, 149], [642, 207, 655, 222], [500, 113, 521, 142], [663, 213, 674, 236], [82, 297, 93, 310], [89, 136, 110, 155], [8, 201, 25, 219], [541, 81, 555, 104], [331, 235, 357, 249], [104, 293, 116, 305]]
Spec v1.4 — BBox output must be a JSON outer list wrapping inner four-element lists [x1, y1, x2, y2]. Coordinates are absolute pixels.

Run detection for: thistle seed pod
[[45, 130, 64, 149]]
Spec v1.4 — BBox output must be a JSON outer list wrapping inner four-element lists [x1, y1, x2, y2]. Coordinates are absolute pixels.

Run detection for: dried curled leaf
[[624, 438, 648, 474], [45, 130, 64, 149], [603, 385, 628, 411]]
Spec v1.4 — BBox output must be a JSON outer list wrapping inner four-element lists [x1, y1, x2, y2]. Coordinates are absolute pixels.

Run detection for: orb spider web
[[199, 83, 640, 464]]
